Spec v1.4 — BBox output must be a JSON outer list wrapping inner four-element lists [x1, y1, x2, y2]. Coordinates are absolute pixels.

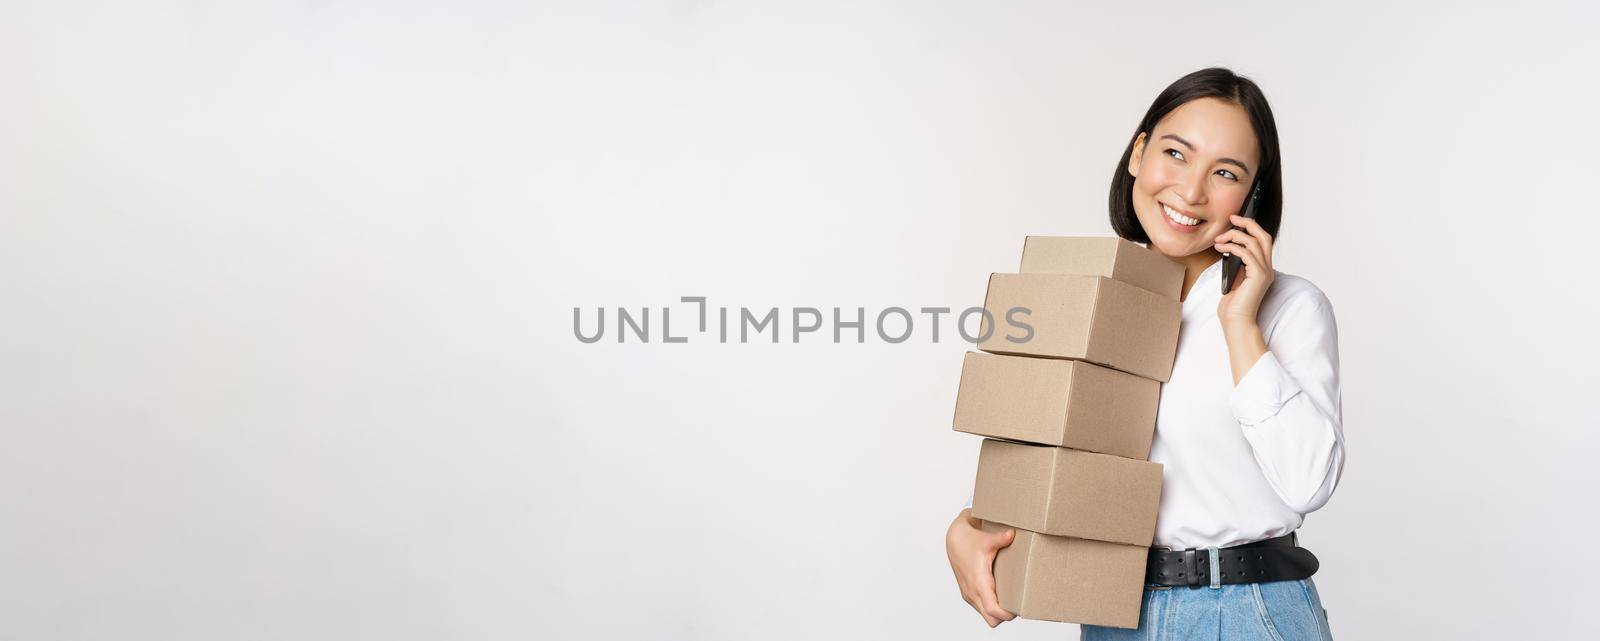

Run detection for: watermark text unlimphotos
[[574, 297, 1033, 344]]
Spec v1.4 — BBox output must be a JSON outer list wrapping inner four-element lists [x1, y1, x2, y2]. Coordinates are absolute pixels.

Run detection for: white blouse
[[965, 257, 1347, 551], [1149, 257, 1345, 549]]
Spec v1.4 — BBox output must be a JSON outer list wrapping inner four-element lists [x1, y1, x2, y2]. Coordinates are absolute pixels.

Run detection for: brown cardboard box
[[1020, 236, 1184, 300], [981, 520, 1148, 628], [977, 273, 1181, 382], [971, 439, 1162, 546], [953, 351, 1160, 460]]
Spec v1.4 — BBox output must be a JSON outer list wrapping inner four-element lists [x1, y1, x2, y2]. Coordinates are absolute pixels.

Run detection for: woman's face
[[1127, 97, 1261, 259]]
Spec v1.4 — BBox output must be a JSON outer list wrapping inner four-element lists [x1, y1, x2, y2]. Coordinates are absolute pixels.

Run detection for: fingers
[[1214, 241, 1265, 279], [1214, 241, 1259, 266], [1214, 229, 1264, 263], [955, 522, 1018, 627], [974, 572, 1017, 626], [988, 527, 1016, 551], [1229, 214, 1274, 256], [976, 531, 1018, 626], [1216, 213, 1275, 277], [960, 588, 997, 627]]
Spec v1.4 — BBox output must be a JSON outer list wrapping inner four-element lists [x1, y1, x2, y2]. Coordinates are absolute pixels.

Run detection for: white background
[[3, 1, 1597, 639]]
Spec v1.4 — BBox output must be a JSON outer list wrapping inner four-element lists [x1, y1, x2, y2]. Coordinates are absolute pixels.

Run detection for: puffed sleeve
[[1229, 289, 1346, 514]]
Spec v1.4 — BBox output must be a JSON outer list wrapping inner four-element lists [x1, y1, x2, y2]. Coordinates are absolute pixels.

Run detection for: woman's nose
[[1177, 167, 1207, 206]]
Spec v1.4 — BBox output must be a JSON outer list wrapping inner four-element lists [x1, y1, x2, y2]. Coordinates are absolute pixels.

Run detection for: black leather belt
[[1144, 532, 1319, 588]]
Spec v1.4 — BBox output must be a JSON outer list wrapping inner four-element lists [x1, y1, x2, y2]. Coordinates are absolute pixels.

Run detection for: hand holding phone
[[1221, 181, 1263, 295]]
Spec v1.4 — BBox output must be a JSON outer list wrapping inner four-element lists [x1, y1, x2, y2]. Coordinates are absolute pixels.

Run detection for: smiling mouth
[[1162, 202, 1203, 227]]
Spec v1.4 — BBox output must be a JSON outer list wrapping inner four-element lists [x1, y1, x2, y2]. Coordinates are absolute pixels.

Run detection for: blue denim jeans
[[1081, 579, 1333, 641]]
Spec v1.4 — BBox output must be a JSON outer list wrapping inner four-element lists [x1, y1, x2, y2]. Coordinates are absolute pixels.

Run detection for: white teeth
[[1163, 203, 1200, 226]]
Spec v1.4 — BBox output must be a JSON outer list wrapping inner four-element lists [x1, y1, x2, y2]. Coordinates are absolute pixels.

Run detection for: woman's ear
[[1127, 131, 1147, 179]]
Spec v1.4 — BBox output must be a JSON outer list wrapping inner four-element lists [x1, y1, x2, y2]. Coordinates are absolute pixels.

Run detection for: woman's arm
[[1214, 215, 1346, 515], [1225, 292, 1346, 514]]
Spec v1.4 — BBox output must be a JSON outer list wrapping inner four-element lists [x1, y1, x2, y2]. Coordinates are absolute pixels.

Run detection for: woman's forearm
[[1220, 294, 1346, 513], [1222, 321, 1268, 385]]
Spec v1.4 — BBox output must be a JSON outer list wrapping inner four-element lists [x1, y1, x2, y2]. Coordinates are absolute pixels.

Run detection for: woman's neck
[[1176, 248, 1225, 302]]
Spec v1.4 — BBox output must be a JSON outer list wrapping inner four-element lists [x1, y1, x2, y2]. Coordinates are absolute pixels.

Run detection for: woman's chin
[[1147, 233, 1203, 259]]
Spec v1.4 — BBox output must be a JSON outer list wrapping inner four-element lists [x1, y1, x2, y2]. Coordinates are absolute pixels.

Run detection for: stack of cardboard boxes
[[953, 237, 1184, 628]]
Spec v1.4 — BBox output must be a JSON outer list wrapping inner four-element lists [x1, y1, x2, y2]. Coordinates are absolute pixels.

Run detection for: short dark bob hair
[[1109, 67, 1282, 244]]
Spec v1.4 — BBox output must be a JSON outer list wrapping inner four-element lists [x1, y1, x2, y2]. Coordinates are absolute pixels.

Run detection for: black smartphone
[[1221, 180, 1263, 295]]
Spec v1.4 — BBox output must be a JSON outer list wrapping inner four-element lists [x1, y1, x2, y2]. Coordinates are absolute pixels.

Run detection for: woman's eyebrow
[[1159, 134, 1194, 150], [1160, 134, 1252, 175]]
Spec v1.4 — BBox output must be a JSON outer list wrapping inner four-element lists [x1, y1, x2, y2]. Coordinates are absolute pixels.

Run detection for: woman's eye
[[1164, 148, 1185, 161], [1217, 169, 1238, 181]]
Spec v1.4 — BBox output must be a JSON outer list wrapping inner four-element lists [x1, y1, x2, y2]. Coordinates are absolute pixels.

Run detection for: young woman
[[945, 68, 1345, 640]]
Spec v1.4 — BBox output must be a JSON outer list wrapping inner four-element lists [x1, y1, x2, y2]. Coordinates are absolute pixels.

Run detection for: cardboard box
[[971, 439, 1162, 546], [977, 273, 1181, 382], [1020, 236, 1184, 300], [982, 520, 1148, 628], [953, 351, 1159, 460]]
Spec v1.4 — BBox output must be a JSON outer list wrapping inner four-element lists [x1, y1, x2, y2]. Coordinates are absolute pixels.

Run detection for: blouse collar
[[1181, 257, 1226, 317]]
